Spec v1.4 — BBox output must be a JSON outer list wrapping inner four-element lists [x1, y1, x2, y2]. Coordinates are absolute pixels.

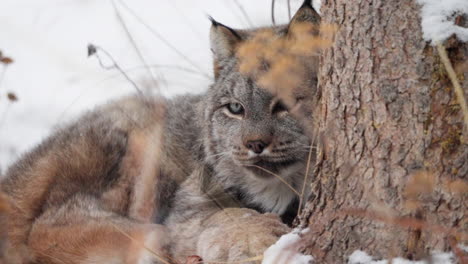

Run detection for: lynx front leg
[[166, 168, 291, 263], [169, 208, 290, 264], [28, 195, 171, 264], [196, 208, 290, 264]]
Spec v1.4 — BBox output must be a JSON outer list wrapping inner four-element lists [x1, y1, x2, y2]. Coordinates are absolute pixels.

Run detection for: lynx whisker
[[206, 151, 230, 158], [206, 151, 231, 162], [243, 164, 300, 196]]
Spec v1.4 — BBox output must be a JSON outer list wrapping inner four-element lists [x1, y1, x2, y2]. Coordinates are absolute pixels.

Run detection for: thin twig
[[111, 0, 162, 93], [271, 0, 277, 26], [165, 1, 203, 39], [116, 0, 210, 78], [287, 0, 292, 20], [0, 103, 11, 130], [0, 65, 7, 88], [110, 222, 175, 264], [436, 42, 468, 129], [0, 66, 11, 130], [448, 236, 468, 264], [89, 44, 144, 96], [55, 62, 207, 124], [232, 0, 254, 27], [35, 251, 69, 264], [121, 64, 211, 79], [341, 209, 468, 240], [244, 164, 300, 196], [85, 45, 163, 132], [297, 144, 314, 216]]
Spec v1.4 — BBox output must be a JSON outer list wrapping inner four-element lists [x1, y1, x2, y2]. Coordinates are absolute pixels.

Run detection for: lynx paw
[[197, 208, 291, 263]]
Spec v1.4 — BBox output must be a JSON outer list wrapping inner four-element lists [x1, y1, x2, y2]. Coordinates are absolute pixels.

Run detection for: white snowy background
[[0, 0, 306, 171]]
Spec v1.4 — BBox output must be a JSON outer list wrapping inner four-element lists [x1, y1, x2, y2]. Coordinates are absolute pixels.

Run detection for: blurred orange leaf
[[446, 179, 468, 195], [404, 171, 435, 198]]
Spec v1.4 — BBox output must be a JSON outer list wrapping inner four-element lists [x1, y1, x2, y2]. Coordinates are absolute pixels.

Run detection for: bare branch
[[111, 0, 162, 93], [109, 64, 211, 81], [436, 42, 468, 129], [297, 144, 314, 217], [232, 0, 254, 27], [88, 44, 143, 96], [116, 0, 210, 79], [271, 0, 277, 26]]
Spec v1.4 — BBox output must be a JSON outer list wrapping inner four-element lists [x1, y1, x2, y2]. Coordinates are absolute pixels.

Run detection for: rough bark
[[300, 0, 467, 262]]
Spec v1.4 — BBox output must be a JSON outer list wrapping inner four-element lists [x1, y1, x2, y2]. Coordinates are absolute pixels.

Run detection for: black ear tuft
[[208, 15, 219, 27], [301, 0, 313, 8], [209, 18, 243, 79], [208, 16, 242, 40], [288, 0, 320, 34]]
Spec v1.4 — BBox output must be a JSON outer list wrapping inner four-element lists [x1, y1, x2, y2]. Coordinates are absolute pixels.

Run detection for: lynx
[[0, 1, 320, 263]]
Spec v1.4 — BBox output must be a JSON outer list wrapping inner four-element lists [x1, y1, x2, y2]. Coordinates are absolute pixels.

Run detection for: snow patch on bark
[[459, 244, 468, 252], [417, 0, 468, 43], [262, 229, 313, 264]]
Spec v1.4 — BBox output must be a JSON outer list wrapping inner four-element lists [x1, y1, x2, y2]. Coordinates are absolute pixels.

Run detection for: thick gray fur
[[0, 2, 320, 263]]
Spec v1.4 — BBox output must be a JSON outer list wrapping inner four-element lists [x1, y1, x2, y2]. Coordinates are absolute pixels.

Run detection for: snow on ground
[[417, 0, 468, 43], [262, 229, 313, 264], [0, 0, 308, 172], [348, 250, 455, 264], [264, 228, 465, 264]]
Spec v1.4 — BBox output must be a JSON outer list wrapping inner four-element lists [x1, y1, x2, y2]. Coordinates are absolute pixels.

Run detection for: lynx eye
[[227, 102, 244, 115], [272, 100, 288, 115]]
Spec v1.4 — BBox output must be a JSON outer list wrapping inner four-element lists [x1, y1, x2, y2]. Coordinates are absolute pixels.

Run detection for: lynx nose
[[245, 140, 268, 154]]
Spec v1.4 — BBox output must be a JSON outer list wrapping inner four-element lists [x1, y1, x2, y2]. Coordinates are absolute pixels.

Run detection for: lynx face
[[205, 66, 310, 180], [200, 4, 319, 214]]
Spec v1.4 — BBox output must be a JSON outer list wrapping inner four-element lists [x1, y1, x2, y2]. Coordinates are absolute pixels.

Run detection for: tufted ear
[[287, 0, 321, 35], [209, 17, 243, 79]]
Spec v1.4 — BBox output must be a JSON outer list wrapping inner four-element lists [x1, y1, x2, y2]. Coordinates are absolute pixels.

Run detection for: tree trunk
[[300, 0, 467, 262]]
